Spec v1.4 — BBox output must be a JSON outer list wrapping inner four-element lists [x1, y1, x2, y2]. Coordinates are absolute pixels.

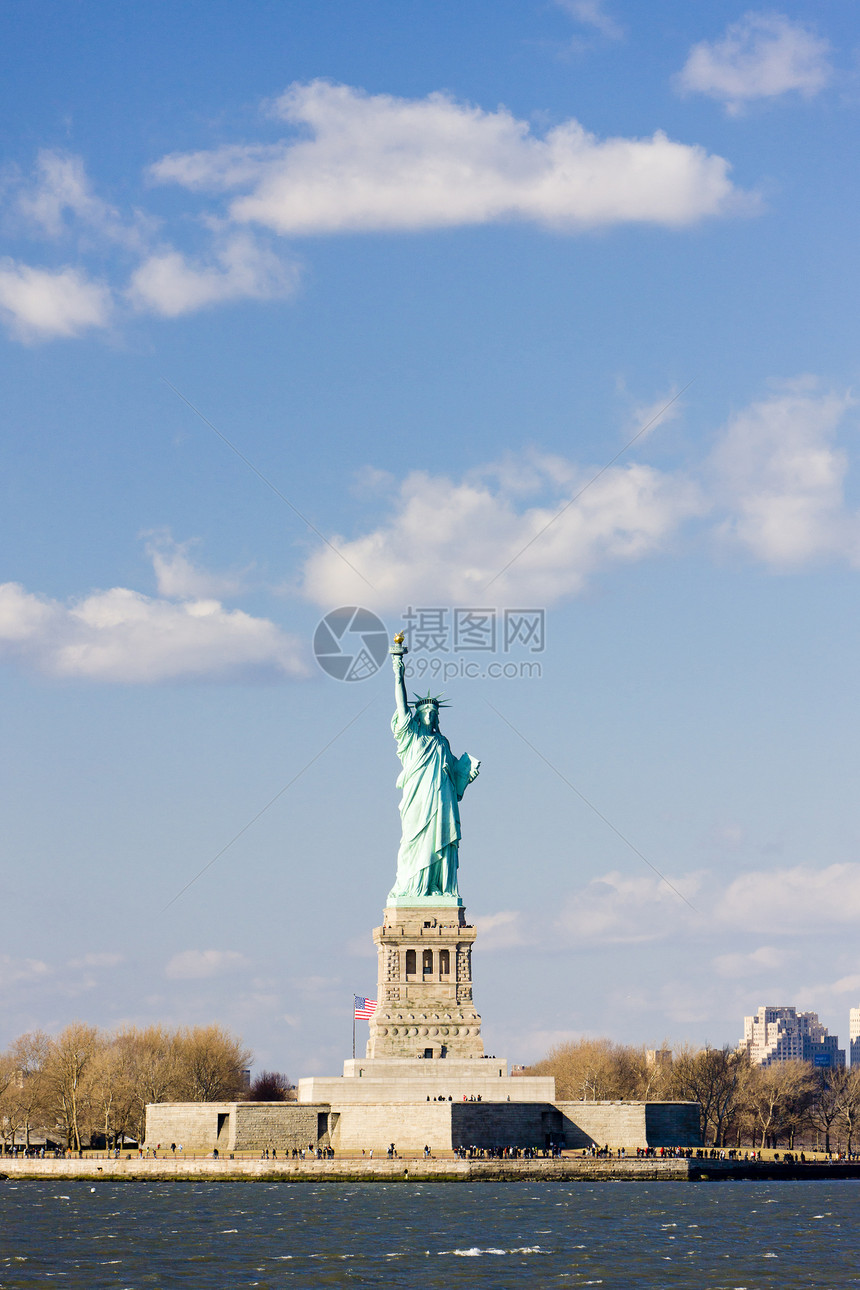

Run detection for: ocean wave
[[441, 1246, 551, 1256]]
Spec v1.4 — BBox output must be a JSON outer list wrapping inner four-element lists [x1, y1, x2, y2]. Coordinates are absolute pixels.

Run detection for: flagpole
[[352, 998, 356, 1060]]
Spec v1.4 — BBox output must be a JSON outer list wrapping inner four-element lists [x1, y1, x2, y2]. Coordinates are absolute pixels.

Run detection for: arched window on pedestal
[[439, 949, 450, 975], [405, 949, 416, 976], [422, 948, 433, 976]]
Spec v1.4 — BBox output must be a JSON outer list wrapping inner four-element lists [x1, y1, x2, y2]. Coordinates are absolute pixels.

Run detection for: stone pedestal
[[366, 904, 483, 1059]]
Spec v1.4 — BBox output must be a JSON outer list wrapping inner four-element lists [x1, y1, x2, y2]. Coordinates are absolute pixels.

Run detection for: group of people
[[425, 1093, 484, 1102], [455, 1143, 564, 1159]]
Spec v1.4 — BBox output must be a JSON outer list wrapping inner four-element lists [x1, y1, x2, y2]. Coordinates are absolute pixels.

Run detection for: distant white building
[[741, 1006, 845, 1069], [850, 1008, 860, 1068]]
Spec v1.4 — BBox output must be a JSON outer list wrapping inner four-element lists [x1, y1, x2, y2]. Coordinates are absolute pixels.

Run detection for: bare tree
[[8, 1032, 52, 1150], [119, 1026, 179, 1147], [669, 1045, 748, 1146], [42, 1024, 103, 1152], [0, 1047, 23, 1151], [836, 1067, 860, 1154], [249, 1071, 293, 1102], [90, 1039, 138, 1152], [172, 1026, 251, 1102], [806, 1068, 846, 1153], [2, 1021, 255, 1149], [528, 1038, 644, 1101], [744, 1061, 813, 1148]]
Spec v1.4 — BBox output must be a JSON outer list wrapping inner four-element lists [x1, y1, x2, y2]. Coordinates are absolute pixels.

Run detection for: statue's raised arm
[[391, 631, 409, 721]]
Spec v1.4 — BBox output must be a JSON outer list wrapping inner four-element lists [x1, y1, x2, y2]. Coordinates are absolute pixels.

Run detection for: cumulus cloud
[[712, 944, 788, 978], [0, 954, 51, 986], [797, 972, 860, 1006], [625, 384, 686, 442], [151, 80, 751, 234], [556, 0, 624, 41], [0, 85, 754, 345], [0, 259, 112, 340], [15, 149, 147, 247], [128, 232, 299, 317], [710, 381, 858, 566], [145, 532, 248, 600], [1, 151, 295, 335], [551, 859, 860, 950], [0, 578, 306, 683], [717, 863, 860, 932], [473, 911, 529, 950], [302, 454, 704, 609], [299, 380, 860, 609], [165, 949, 248, 979], [555, 870, 702, 943], [677, 12, 832, 113], [67, 952, 125, 969]]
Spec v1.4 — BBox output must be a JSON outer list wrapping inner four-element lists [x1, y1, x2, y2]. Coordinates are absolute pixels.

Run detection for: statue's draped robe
[[389, 709, 475, 899]]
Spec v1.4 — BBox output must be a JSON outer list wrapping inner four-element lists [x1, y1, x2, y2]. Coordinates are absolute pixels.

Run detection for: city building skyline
[[741, 1006, 845, 1069], [849, 1008, 860, 1068]]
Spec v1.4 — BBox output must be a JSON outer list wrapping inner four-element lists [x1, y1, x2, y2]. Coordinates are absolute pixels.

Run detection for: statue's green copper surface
[[388, 643, 480, 905]]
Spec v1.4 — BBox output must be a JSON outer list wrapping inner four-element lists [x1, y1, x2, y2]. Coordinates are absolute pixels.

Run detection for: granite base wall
[[145, 1102, 232, 1152], [645, 1101, 701, 1146], [145, 1099, 701, 1154], [328, 1102, 453, 1152], [298, 1074, 554, 1104], [555, 1102, 700, 1150], [232, 1105, 328, 1153], [145, 1103, 330, 1153]]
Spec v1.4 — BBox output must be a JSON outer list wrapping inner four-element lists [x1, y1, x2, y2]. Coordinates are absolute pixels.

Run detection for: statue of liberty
[[388, 637, 480, 903]]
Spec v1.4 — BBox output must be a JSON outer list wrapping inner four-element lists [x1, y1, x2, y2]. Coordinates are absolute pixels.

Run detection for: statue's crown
[[412, 692, 449, 711]]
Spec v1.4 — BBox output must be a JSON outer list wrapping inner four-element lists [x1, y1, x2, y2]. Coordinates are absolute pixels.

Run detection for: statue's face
[[417, 705, 438, 729]]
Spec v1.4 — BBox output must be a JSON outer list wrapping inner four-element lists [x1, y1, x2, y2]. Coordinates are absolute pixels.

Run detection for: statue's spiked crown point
[[412, 692, 449, 711]]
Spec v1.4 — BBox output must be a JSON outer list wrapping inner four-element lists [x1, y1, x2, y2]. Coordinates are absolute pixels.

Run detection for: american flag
[[354, 995, 378, 1020]]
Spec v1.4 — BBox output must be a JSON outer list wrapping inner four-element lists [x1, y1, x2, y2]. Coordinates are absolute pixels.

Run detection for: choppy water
[[0, 1180, 858, 1288]]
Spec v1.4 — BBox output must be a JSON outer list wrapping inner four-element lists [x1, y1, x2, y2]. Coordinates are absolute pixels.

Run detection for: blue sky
[[2, 0, 860, 1077]]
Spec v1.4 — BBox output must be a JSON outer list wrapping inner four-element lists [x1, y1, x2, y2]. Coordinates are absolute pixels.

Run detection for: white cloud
[[300, 381, 860, 609], [301, 454, 704, 609], [67, 952, 125, 969], [165, 949, 248, 980], [677, 12, 832, 113], [713, 823, 746, 851], [555, 0, 624, 41], [1, 152, 297, 333], [710, 381, 858, 567], [794, 973, 860, 1015], [128, 232, 298, 317], [717, 863, 860, 932], [502, 1026, 585, 1063], [152, 80, 751, 235], [0, 259, 112, 340], [0, 579, 307, 683], [145, 532, 248, 600], [712, 944, 788, 978], [15, 150, 146, 247], [555, 870, 702, 943], [827, 973, 860, 997], [0, 954, 51, 986], [550, 859, 860, 951], [473, 911, 528, 950], [626, 385, 685, 440]]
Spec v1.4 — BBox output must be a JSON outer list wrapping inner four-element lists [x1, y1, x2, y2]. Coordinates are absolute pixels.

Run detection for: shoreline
[[3, 1157, 860, 1182]]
